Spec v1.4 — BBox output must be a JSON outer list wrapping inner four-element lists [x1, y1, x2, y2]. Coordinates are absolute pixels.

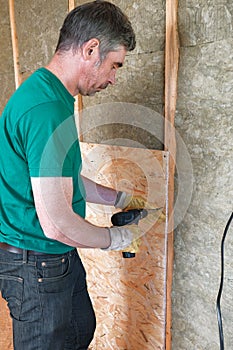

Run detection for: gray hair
[[55, 0, 136, 60]]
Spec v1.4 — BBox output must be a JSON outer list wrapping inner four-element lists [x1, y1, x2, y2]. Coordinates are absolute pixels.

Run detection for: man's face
[[79, 46, 127, 96]]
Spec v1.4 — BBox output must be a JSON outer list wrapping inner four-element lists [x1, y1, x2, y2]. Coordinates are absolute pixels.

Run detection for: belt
[[0, 242, 47, 255]]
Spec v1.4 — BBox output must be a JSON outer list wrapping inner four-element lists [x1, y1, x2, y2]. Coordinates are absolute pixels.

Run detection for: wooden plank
[[0, 294, 13, 350], [80, 142, 169, 350], [68, 0, 75, 12], [0, 2, 21, 348], [68, 0, 84, 141], [8, 0, 22, 89], [77, 94, 84, 142], [164, 0, 179, 349]]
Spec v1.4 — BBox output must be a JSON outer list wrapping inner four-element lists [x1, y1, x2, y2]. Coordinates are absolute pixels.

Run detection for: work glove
[[103, 208, 163, 251], [114, 191, 147, 210], [115, 191, 166, 222]]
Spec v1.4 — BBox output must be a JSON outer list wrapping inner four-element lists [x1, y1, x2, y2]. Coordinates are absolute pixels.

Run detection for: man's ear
[[82, 38, 100, 61]]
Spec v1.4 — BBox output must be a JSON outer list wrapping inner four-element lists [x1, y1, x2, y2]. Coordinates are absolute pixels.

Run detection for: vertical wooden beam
[[77, 94, 84, 142], [68, 0, 84, 141], [68, 0, 75, 12], [9, 0, 22, 89], [1, 5, 21, 349], [164, 0, 179, 349]]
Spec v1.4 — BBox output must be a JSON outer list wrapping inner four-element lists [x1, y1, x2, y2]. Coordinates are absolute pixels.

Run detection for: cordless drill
[[111, 209, 148, 258]]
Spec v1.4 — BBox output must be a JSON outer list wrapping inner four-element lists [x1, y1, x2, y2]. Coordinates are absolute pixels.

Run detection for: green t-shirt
[[0, 68, 86, 253]]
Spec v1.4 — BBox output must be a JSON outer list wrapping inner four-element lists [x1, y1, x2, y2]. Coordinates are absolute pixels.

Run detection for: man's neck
[[46, 51, 80, 96]]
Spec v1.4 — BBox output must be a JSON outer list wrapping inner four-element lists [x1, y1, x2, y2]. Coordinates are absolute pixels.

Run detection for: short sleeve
[[15, 101, 78, 177]]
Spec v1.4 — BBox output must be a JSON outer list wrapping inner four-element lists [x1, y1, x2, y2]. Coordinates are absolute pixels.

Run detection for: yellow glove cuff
[[115, 191, 146, 210]]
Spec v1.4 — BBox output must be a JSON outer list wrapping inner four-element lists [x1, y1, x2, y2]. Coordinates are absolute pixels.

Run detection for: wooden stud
[[0, 3, 22, 348], [68, 0, 84, 141], [9, 0, 22, 89], [77, 94, 84, 141], [164, 0, 179, 349], [68, 0, 75, 12]]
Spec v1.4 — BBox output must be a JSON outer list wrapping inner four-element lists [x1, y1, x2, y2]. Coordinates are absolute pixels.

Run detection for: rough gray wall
[[1, 0, 166, 150], [15, 0, 67, 79], [0, 0, 15, 114], [173, 1, 233, 349], [0, 1, 68, 113], [78, 0, 165, 150]]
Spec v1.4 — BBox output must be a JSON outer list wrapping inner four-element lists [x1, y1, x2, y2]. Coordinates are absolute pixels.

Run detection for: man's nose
[[108, 70, 116, 85]]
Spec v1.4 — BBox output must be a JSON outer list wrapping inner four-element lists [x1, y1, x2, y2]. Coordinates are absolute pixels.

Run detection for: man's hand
[[114, 191, 162, 211], [103, 207, 164, 251], [103, 224, 144, 251]]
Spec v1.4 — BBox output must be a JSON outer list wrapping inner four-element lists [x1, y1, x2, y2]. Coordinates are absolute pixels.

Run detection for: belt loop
[[23, 250, 28, 264]]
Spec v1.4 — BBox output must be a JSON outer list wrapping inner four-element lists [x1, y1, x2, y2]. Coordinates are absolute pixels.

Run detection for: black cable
[[216, 212, 233, 350]]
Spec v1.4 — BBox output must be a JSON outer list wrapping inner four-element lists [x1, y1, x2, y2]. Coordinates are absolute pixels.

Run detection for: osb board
[[0, 294, 13, 349], [79, 142, 169, 350]]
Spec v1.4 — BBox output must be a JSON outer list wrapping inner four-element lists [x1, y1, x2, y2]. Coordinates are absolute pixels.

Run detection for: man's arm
[[81, 176, 148, 210], [81, 175, 117, 206], [31, 176, 111, 248]]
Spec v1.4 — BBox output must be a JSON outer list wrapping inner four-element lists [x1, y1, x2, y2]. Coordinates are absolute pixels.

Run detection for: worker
[[0, 1, 151, 349]]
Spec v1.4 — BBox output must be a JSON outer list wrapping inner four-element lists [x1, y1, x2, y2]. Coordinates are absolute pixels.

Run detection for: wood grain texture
[[164, 0, 179, 349], [0, 2, 19, 348], [8, 0, 22, 89], [80, 143, 169, 350], [0, 294, 13, 349], [68, 0, 83, 141]]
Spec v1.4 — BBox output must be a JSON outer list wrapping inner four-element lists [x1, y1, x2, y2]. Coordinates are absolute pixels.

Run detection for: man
[[0, 1, 149, 349]]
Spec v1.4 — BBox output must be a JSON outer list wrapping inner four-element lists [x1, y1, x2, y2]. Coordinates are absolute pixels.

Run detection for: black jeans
[[0, 248, 96, 350]]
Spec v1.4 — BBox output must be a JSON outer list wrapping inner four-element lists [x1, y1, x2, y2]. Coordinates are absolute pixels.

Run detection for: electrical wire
[[216, 212, 233, 350]]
